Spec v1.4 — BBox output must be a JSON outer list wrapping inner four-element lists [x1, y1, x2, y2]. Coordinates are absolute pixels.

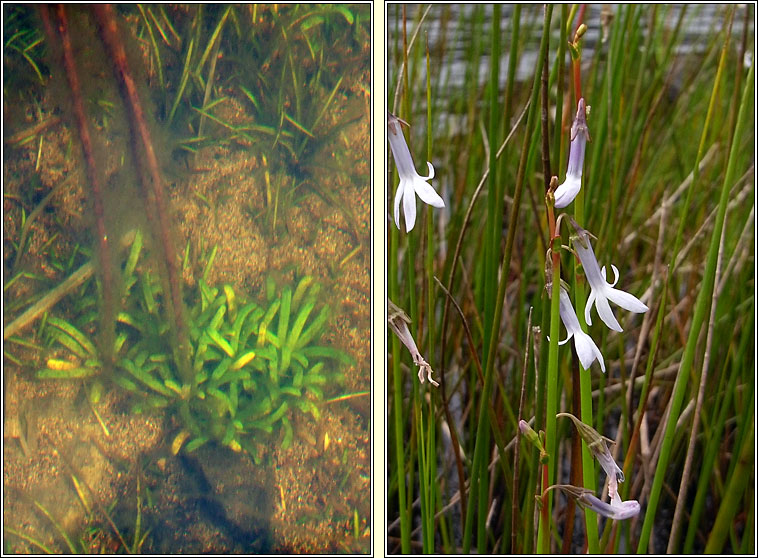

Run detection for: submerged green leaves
[[37, 233, 354, 461]]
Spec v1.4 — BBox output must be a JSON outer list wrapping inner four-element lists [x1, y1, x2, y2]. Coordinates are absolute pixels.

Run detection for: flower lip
[[572, 227, 649, 332], [388, 112, 444, 232], [557, 286, 606, 372]]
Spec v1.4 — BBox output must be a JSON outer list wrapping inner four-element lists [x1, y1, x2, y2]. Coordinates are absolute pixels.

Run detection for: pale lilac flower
[[552, 485, 640, 521], [588, 438, 640, 520], [559, 412, 623, 498], [579, 492, 641, 521], [597, 447, 625, 500], [554, 98, 589, 208], [573, 227, 649, 332], [388, 113, 444, 232], [555, 416, 641, 521], [557, 286, 606, 372], [388, 298, 438, 386]]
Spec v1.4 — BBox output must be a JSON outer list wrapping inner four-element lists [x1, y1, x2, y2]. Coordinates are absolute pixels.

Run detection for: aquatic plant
[[36, 230, 352, 462]]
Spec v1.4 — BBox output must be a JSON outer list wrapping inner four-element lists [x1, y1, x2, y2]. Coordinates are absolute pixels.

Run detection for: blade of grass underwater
[[277, 287, 292, 343], [167, 37, 195, 126], [4, 526, 54, 554], [137, 4, 165, 88], [195, 6, 231, 75], [33, 500, 77, 553], [286, 300, 315, 350], [47, 316, 97, 358]]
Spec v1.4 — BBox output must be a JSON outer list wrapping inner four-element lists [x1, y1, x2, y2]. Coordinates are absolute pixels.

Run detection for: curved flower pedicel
[[554, 98, 589, 208], [388, 112, 444, 232], [572, 227, 649, 332], [557, 286, 605, 372]]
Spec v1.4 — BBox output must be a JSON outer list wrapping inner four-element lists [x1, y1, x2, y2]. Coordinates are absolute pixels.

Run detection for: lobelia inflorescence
[[543, 97, 647, 523]]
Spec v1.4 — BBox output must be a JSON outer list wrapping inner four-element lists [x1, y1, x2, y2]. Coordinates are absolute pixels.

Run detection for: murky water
[[3, 4, 370, 554]]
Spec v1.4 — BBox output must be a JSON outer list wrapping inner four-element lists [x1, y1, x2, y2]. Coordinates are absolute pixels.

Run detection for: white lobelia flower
[[583, 441, 640, 520], [554, 98, 590, 208], [579, 492, 641, 521], [554, 416, 641, 522], [572, 227, 649, 332], [553, 485, 640, 521], [557, 286, 606, 372], [388, 112, 444, 232], [388, 298, 439, 386], [559, 413, 622, 492]]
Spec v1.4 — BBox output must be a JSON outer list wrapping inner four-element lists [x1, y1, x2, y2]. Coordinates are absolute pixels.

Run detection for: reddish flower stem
[[45, 5, 116, 362]]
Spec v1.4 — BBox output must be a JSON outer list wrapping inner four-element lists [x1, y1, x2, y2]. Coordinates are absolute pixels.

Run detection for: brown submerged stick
[[91, 5, 192, 382], [49, 5, 116, 363]]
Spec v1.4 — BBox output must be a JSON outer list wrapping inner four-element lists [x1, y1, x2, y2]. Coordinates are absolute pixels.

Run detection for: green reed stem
[[482, 4, 502, 362], [668, 10, 733, 272], [683, 305, 752, 552], [421, 37, 437, 553], [572, 143, 601, 556], [636, 51, 752, 554], [539, 230, 561, 554], [389, 116, 410, 554], [462, 6, 552, 553], [704, 407, 754, 553]]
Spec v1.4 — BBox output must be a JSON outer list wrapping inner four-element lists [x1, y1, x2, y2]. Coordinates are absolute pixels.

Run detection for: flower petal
[[420, 160, 435, 180], [574, 330, 606, 373], [597, 450, 624, 489], [554, 175, 581, 208], [414, 165, 444, 208], [393, 181, 404, 230], [573, 331, 596, 370], [595, 295, 623, 332], [585, 290, 596, 327], [403, 180, 417, 232], [593, 341, 606, 373], [605, 287, 649, 314], [602, 264, 620, 287], [581, 493, 640, 521]]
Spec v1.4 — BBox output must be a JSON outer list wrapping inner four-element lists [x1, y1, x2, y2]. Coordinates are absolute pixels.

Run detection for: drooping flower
[[579, 492, 641, 521], [559, 412, 624, 499], [554, 98, 590, 208], [572, 226, 649, 332], [557, 286, 606, 372], [551, 485, 640, 521], [388, 298, 439, 386], [388, 112, 444, 232], [557, 413, 641, 521]]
